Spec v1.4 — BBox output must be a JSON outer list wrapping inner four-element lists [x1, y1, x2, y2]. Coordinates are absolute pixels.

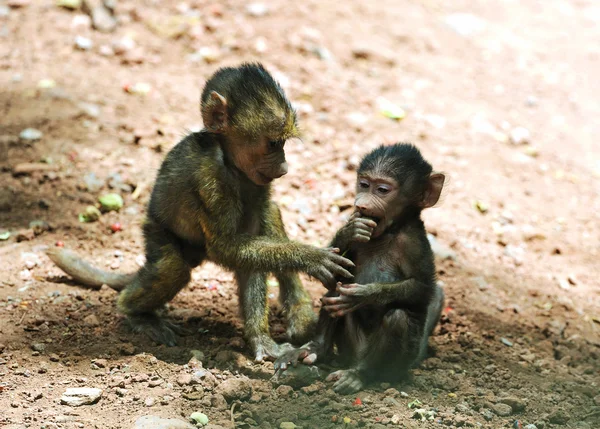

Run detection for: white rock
[[133, 415, 195, 429], [19, 269, 32, 280], [21, 252, 40, 268], [424, 114, 446, 129], [444, 13, 486, 37], [71, 14, 92, 30], [112, 37, 136, 55], [75, 35, 93, 51], [246, 3, 268, 17], [78, 102, 100, 118], [509, 126, 530, 145], [60, 388, 103, 406], [19, 128, 43, 141]]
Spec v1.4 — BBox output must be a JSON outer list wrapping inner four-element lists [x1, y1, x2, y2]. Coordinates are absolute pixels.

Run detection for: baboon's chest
[[353, 236, 404, 284]]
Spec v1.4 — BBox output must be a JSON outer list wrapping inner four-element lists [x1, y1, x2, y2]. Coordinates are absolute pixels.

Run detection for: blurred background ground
[[0, 0, 599, 428]]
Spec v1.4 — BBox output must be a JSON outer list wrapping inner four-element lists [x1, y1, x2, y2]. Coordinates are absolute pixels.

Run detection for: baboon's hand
[[321, 282, 373, 317], [334, 212, 377, 249], [273, 347, 310, 373], [304, 247, 354, 289], [273, 340, 321, 375]]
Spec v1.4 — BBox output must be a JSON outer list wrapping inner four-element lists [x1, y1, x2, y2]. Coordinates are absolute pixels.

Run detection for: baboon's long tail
[[46, 248, 138, 291]]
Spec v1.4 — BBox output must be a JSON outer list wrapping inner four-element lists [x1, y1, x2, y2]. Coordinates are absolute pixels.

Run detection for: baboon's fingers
[[357, 219, 377, 228], [322, 303, 352, 313], [333, 376, 362, 394], [313, 267, 335, 287], [326, 370, 343, 382], [321, 295, 351, 305], [328, 253, 355, 268], [349, 211, 361, 221], [302, 353, 318, 365], [352, 233, 371, 243], [354, 225, 373, 235], [325, 260, 353, 279]]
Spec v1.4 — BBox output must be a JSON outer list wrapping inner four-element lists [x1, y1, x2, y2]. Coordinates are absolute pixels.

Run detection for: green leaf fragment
[[0, 231, 10, 240], [190, 412, 209, 426], [408, 399, 422, 409], [378, 97, 406, 120], [98, 193, 123, 212], [56, 0, 82, 9], [79, 205, 102, 223]]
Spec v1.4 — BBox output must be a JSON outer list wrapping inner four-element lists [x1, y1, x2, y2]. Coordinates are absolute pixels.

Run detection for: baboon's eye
[[268, 140, 285, 150]]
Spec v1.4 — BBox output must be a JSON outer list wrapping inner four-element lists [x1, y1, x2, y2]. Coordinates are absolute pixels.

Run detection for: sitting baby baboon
[[47, 63, 354, 361], [275, 143, 445, 393]]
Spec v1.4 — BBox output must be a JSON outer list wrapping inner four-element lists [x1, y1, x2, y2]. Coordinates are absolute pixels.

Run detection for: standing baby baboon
[[275, 143, 445, 392], [48, 63, 354, 361]]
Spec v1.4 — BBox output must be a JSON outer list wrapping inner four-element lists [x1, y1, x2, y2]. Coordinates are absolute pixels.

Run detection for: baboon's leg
[[117, 219, 200, 346]]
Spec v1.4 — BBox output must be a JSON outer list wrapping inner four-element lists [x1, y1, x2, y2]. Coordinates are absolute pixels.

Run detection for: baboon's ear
[[202, 91, 228, 132], [421, 173, 445, 208]]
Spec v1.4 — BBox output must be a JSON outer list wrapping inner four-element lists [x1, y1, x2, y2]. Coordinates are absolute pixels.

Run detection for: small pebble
[[78, 102, 100, 118], [148, 378, 163, 388], [445, 13, 486, 37], [492, 403, 513, 417], [144, 397, 155, 407], [509, 127, 530, 145], [481, 408, 494, 421], [74, 35, 93, 50], [247, 3, 268, 17], [177, 373, 193, 386], [500, 338, 514, 347], [60, 388, 103, 406], [19, 128, 43, 141], [31, 343, 45, 352]]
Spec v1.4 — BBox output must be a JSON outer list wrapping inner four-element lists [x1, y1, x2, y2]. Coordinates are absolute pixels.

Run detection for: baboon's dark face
[[354, 173, 404, 238], [230, 135, 289, 186]]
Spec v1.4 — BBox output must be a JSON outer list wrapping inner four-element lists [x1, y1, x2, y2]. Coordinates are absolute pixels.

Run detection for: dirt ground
[[1, 0, 599, 428]]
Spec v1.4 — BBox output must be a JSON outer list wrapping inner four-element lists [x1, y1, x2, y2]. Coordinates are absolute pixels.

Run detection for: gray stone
[[133, 415, 195, 429], [499, 397, 526, 412], [60, 388, 103, 406], [31, 343, 45, 352], [214, 378, 252, 402], [480, 408, 494, 421], [492, 402, 512, 417], [548, 408, 570, 425]]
